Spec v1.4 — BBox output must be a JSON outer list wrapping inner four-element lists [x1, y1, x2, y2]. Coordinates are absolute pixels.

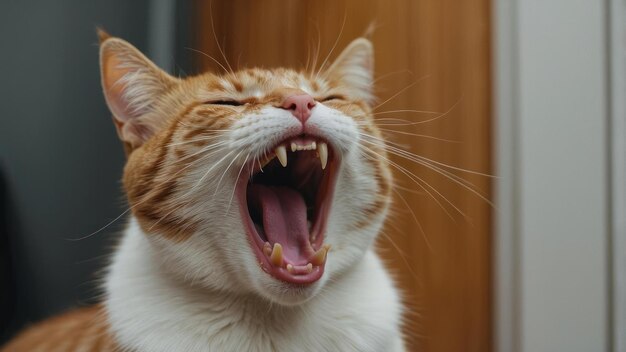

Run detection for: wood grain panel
[[191, 1, 492, 351]]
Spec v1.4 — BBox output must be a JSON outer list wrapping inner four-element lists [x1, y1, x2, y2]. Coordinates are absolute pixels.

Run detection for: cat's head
[[99, 30, 392, 305]]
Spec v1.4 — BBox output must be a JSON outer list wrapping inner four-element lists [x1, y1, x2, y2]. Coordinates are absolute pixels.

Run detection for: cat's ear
[[325, 38, 374, 103], [98, 29, 177, 148]]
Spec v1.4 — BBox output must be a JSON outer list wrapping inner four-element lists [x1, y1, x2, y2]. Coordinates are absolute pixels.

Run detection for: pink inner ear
[[102, 48, 156, 147], [102, 54, 137, 123]]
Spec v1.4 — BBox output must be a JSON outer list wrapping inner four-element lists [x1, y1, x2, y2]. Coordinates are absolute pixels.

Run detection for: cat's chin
[[252, 274, 328, 306], [236, 135, 339, 287]]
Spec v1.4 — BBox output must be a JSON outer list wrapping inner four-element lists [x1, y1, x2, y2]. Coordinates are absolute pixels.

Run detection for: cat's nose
[[281, 94, 316, 124]]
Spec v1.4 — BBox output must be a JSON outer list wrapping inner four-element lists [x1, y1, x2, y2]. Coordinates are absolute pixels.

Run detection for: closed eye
[[205, 100, 244, 106], [321, 95, 344, 102]]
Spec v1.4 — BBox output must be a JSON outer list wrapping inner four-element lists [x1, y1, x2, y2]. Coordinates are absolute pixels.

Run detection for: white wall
[[495, 0, 612, 351]]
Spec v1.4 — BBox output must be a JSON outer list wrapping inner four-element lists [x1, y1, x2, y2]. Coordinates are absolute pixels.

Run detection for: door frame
[[493, 0, 614, 351], [610, 0, 626, 350]]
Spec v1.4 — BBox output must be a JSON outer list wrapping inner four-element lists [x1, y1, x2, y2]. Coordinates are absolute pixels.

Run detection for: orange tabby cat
[[2, 29, 403, 351]]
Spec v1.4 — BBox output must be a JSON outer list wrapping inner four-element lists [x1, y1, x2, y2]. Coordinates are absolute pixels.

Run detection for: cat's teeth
[[291, 142, 317, 151], [318, 142, 328, 170], [263, 242, 272, 257], [275, 146, 288, 167], [309, 244, 331, 266], [306, 263, 313, 273], [286, 264, 294, 273], [270, 243, 283, 266]]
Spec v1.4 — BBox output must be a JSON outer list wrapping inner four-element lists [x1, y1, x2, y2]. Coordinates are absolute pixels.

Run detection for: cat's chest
[[196, 303, 389, 352]]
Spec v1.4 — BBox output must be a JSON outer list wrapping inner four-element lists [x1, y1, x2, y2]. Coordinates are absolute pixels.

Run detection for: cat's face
[[99, 31, 391, 305]]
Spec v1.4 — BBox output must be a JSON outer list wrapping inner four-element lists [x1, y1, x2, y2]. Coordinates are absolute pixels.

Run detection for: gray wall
[[0, 0, 153, 341]]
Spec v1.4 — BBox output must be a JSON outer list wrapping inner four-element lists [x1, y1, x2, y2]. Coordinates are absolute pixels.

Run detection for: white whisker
[[226, 153, 250, 212], [209, 0, 234, 75], [359, 146, 465, 220], [213, 150, 244, 197], [315, 12, 347, 81], [392, 189, 433, 252], [190, 150, 237, 194], [360, 135, 493, 207]]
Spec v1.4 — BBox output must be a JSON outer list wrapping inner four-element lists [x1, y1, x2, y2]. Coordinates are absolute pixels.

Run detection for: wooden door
[[190, 1, 492, 350]]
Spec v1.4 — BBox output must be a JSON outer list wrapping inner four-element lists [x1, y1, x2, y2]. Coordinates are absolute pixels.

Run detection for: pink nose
[[281, 94, 316, 124]]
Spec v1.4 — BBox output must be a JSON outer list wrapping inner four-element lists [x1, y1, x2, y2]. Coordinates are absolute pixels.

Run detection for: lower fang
[[309, 244, 330, 266], [270, 243, 283, 266], [286, 264, 294, 273], [306, 263, 313, 273]]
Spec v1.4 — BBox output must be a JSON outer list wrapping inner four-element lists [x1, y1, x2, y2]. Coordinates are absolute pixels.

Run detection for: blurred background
[[0, 1, 623, 352]]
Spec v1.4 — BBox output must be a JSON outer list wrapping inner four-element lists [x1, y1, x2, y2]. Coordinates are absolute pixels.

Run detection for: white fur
[[107, 219, 404, 352]]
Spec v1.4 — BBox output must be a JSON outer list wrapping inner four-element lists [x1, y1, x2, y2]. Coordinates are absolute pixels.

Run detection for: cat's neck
[[104, 217, 404, 352]]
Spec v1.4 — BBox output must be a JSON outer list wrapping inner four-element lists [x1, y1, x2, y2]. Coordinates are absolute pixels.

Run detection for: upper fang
[[275, 145, 288, 167], [318, 142, 328, 170]]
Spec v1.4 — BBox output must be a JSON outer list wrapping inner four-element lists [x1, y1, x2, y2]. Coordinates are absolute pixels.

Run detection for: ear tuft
[[326, 38, 374, 103], [99, 36, 177, 148], [96, 27, 111, 44]]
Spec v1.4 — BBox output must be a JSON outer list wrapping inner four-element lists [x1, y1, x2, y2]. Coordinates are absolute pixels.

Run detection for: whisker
[[373, 118, 415, 124], [309, 20, 322, 76], [169, 143, 230, 166], [184, 47, 230, 74], [373, 69, 414, 84], [226, 153, 250, 212], [361, 133, 493, 178], [378, 229, 424, 282], [304, 39, 312, 73], [378, 96, 463, 126], [373, 109, 440, 116], [191, 149, 237, 194], [315, 12, 347, 80], [145, 151, 235, 232], [359, 127, 460, 143], [360, 135, 493, 207], [148, 201, 186, 232], [392, 189, 433, 252], [358, 147, 460, 220], [371, 75, 436, 112], [394, 183, 427, 196], [213, 150, 244, 196], [209, 0, 234, 75], [166, 137, 228, 148]]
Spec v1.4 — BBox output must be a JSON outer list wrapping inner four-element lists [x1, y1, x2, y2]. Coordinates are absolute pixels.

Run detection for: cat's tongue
[[247, 185, 311, 264]]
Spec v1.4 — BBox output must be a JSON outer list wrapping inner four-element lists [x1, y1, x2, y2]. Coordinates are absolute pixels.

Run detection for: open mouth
[[237, 135, 339, 285]]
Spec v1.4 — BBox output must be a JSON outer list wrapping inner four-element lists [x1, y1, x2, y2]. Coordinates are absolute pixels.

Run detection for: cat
[[2, 29, 405, 352]]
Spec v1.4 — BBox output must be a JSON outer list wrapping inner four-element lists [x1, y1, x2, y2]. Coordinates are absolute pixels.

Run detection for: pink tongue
[[248, 185, 310, 264]]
